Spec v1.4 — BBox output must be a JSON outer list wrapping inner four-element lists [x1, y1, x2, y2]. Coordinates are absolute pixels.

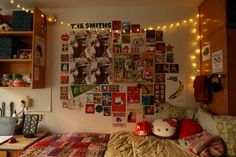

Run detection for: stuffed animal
[[136, 121, 152, 136], [0, 22, 12, 31], [152, 118, 178, 139]]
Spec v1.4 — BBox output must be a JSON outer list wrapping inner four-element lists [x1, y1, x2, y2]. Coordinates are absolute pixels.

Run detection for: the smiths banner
[[71, 22, 112, 29]]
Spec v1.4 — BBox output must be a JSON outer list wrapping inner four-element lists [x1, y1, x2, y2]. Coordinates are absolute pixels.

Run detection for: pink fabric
[[178, 131, 225, 157]]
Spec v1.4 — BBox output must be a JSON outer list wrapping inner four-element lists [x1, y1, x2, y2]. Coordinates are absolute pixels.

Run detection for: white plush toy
[[152, 118, 178, 139], [0, 22, 12, 31]]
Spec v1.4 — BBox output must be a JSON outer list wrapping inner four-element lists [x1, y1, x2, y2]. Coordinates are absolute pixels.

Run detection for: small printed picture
[[94, 86, 101, 93], [113, 44, 122, 53], [112, 31, 122, 43], [155, 54, 165, 63], [166, 44, 174, 52], [142, 96, 154, 106], [156, 64, 170, 73], [156, 43, 166, 53], [68, 99, 76, 110], [156, 30, 163, 41], [144, 106, 154, 115], [146, 30, 156, 42], [95, 104, 103, 113], [112, 112, 126, 127], [155, 74, 165, 83], [60, 86, 68, 100], [127, 108, 136, 123], [62, 100, 69, 108], [93, 93, 102, 104], [85, 104, 95, 114], [131, 24, 140, 33], [104, 106, 111, 116], [86, 93, 93, 103], [61, 63, 69, 74], [122, 35, 131, 44], [101, 84, 109, 92], [112, 20, 121, 30], [109, 85, 120, 92], [61, 54, 69, 62], [61, 75, 69, 84], [112, 92, 126, 112], [122, 22, 131, 34], [166, 53, 174, 63], [122, 44, 131, 53], [102, 93, 112, 106], [146, 42, 156, 52], [141, 84, 154, 96], [170, 64, 179, 73], [61, 42, 69, 52]]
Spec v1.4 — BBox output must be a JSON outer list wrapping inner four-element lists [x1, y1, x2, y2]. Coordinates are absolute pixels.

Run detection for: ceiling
[[0, 0, 203, 10]]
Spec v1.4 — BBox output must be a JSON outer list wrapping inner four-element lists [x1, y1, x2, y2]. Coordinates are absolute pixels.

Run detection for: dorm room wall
[[0, 5, 199, 134]]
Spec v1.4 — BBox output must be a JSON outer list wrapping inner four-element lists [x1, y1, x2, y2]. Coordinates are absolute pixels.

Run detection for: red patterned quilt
[[19, 133, 110, 157]]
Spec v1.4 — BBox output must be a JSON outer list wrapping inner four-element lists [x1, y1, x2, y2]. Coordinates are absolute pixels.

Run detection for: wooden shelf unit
[[0, 7, 47, 89]]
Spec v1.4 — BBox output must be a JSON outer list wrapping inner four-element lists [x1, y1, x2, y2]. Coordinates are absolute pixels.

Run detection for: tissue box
[[12, 11, 33, 31]]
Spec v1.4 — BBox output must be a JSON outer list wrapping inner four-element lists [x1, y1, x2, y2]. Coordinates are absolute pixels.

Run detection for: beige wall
[[0, 6, 199, 133]]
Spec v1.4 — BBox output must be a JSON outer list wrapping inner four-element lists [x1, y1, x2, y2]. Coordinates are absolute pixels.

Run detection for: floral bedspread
[[19, 132, 110, 157]]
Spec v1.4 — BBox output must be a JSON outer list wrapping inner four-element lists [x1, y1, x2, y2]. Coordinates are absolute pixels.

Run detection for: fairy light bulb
[[16, 4, 20, 8], [191, 56, 196, 60], [10, 0, 14, 4], [22, 7, 25, 11], [144, 28, 147, 31], [157, 26, 160, 29], [60, 21, 64, 25], [192, 28, 197, 33], [183, 20, 187, 23], [195, 49, 200, 54], [176, 22, 180, 26], [192, 63, 197, 68], [190, 76, 195, 81], [31, 10, 34, 14]]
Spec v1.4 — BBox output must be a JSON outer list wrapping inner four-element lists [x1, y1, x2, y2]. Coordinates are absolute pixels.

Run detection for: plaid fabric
[[19, 133, 110, 157]]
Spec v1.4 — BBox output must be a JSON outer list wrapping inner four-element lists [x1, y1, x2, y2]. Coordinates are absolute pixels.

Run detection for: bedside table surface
[[0, 132, 48, 151]]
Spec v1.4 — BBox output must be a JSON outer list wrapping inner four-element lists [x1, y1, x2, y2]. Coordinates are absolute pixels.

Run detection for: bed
[[19, 131, 196, 157]]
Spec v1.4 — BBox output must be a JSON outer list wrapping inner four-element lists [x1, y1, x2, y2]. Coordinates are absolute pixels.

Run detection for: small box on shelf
[[12, 11, 33, 31]]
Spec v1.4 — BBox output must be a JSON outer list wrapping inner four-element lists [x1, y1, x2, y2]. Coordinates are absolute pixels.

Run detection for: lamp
[[46, 14, 57, 24]]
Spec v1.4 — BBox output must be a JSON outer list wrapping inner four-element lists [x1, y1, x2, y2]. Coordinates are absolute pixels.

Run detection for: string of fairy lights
[[7, 0, 201, 81]]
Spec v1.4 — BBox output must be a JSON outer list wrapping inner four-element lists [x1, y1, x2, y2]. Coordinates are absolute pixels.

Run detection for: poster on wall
[[69, 30, 112, 84], [202, 44, 210, 61], [112, 112, 126, 127], [212, 50, 223, 73], [165, 74, 185, 106], [34, 35, 46, 67]]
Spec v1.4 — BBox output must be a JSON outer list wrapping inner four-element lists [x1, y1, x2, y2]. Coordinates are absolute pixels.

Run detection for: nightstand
[[0, 132, 48, 157]]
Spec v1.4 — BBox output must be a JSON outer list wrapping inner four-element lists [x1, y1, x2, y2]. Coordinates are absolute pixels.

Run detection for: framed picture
[[23, 114, 39, 137]]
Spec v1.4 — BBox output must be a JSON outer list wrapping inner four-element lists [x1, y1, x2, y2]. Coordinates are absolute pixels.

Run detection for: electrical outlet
[[22, 96, 32, 109]]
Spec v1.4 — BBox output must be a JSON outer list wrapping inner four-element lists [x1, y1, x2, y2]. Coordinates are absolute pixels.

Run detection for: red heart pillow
[[178, 118, 203, 139]]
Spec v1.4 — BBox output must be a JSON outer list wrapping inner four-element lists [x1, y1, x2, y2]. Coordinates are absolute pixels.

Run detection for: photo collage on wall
[[59, 20, 181, 127]]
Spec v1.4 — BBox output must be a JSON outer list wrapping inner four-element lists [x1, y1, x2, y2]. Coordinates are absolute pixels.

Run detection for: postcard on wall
[[202, 44, 210, 61], [85, 103, 95, 114], [122, 22, 131, 34], [166, 53, 174, 63], [62, 100, 69, 108], [156, 43, 166, 53], [212, 50, 223, 73], [34, 35, 46, 67], [112, 20, 121, 30], [93, 93, 102, 104], [109, 85, 120, 92], [156, 30, 163, 41], [165, 74, 186, 106], [155, 74, 165, 83], [112, 92, 126, 112], [60, 86, 69, 100], [104, 106, 111, 116], [144, 106, 154, 115], [61, 63, 69, 75], [131, 24, 140, 33], [127, 108, 136, 123], [68, 99, 76, 110], [61, 42, 69, 53], [61, 54, 69, 62], [155, 54, 165, 63], [102, 93, 112, 106], [146, 30, 156, 42], [112, 31, 122, 44], [86, 93, 93, 103], [61, 75, 69, 84], [141, 84, 154, 96], [122, 44, 131, 53], [170, 64, 179, 73], [112, 112, 126, 127], [122, 35, 131, 44], [142, 96, 154, 106]]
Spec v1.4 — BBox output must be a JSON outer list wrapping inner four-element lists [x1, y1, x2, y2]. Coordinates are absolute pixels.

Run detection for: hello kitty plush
[[152, 118, 178, 139]]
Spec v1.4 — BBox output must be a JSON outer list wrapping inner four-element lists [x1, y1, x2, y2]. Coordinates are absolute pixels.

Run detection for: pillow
[[155, 102, 197, 120], [178, 118, 203, 139], [152, 118, 178, 139], [135, 121, 152, 136], [196, 108, 236, 156]]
